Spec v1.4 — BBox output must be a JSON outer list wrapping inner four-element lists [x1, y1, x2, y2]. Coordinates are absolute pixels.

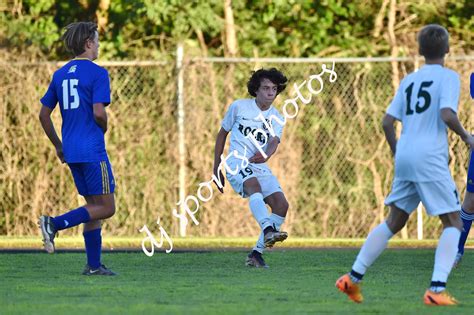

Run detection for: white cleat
[[39, 216, 56, 254]]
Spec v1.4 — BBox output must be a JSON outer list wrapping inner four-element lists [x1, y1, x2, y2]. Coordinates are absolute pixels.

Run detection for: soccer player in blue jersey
[[39, 22, 116, 276], [454, 72, 474, 267]]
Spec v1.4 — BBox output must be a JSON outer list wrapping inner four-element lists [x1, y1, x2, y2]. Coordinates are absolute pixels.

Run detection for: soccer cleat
[[245, 250, 269, 268], [263, 228, 288, 248], [453, 252, 463, 269], [335, 274, 363, 303], [424, 289, 458, 306], [82, 264, 117, 276], [39, 215, 57, 254]]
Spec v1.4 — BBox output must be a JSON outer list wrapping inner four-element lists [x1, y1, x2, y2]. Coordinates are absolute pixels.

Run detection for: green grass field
[[1, 248, 473, 314]]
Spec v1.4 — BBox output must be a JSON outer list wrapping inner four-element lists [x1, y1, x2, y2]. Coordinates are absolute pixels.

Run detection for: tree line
[[1, 0, 472, 60]]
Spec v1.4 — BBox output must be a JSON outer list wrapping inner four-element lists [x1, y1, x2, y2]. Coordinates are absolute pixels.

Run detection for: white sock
[[431, 227, 461, 284], [254, 213, 286, 253], [249, 193, 271, 231], [270, 213, 285, 230], [352, 221, 394, 275]]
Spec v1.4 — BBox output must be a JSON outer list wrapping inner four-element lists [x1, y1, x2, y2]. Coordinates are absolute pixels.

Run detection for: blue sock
[[458, 208, 473, 255], [84, 228, 102, 269], [52, 206, 90, 231]]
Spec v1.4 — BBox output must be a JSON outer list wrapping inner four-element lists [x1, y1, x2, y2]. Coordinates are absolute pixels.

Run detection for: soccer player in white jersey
[[335, 24, 474, 305], [213, 68, 289, 268]]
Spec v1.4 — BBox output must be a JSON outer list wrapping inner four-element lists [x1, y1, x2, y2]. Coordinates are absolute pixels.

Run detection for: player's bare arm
[[249, 136, 280, 163], [93, 102, 108, 133], [213, 127, 229, 193], [440, 108, 474, 149], [381, 114, 397, 156], [38, 105, 64, 163]]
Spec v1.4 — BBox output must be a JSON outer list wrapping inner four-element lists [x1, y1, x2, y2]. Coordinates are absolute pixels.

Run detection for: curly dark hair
[[247, 68, 288, 97], [60, 22, 98, 56]]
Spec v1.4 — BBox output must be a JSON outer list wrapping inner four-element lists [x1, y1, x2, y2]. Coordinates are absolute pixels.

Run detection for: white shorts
[[225, 160, 282, 198], [384, 179, 461, 216]]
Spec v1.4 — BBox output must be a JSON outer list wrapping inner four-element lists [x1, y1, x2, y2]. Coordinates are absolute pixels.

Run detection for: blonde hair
[[60, 22, 97, 56]]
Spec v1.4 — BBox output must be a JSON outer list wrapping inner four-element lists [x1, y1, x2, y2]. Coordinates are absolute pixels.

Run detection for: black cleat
[[39, 215, 57, 254], [82, 264, 117, 276], [263, 227, 288, 248], [246, 250, 269, 268]]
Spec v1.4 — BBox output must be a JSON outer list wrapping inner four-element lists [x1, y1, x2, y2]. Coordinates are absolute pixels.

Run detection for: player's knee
[[386, 206, 409, 233], [102, 203, 116, 219], [451, 216, 462, 231], [107, 204, 116, 217], [440, 212, 462, 231], [386, 216, 407, 234], [244, 181, 262, 196], [386, 219, 405, 234], [463, 193, 474, 213], [445, 220, 462, 232], [280, 200, 289, 214]]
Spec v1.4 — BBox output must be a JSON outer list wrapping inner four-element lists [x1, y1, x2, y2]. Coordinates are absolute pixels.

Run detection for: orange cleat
[[335, 274, 363, 303], [424, 290, 458, 306]]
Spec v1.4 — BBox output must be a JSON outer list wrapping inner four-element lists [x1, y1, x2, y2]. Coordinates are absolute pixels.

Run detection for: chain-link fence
[[1, 56, 473, 239]]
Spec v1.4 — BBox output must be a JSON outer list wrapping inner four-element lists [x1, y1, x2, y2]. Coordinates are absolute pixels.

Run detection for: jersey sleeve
[[386, 81, 404, 120], [271, 110, 285, 140], [221, 102, 238, 132], [439, 72, 460, 112], [40, 77, 58, 109], [92, 68, 111, 106]]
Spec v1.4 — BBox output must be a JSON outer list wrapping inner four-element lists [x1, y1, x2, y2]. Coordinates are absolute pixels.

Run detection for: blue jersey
[[41, 59, 111, 163], [471, 72, 473, 99]]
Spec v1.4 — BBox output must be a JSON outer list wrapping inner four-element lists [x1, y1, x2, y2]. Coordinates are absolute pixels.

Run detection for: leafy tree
[[0, 0, 471, 59]]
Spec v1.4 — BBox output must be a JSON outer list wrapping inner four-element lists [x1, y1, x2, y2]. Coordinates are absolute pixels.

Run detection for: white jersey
[[221, 98, 285, 172], [387, 64, 460, 182]]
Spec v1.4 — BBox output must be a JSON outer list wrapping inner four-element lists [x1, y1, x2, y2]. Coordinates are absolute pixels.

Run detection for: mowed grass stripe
[[2, 237, 473, 250], [0, 250, 473, 314]]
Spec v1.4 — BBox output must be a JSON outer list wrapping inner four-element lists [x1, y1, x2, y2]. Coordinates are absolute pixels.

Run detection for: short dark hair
[[417, 24, 449, 59], [247, 68, 288, 97], [60, 22, 98, 56]]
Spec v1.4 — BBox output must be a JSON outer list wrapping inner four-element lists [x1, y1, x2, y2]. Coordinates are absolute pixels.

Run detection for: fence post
[[414, 56, 423, 240], [176, 43, 187, 237], [417, 203, 423, 240]]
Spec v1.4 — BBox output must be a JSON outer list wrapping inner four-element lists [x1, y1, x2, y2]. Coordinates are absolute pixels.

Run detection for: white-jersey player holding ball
[[213, 68, 289, 268]]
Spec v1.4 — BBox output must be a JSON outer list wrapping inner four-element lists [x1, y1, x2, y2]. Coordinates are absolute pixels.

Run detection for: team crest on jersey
[[67, 65, 77, 73], [237, 123, 269, 144], [262, 119, 271, 131]]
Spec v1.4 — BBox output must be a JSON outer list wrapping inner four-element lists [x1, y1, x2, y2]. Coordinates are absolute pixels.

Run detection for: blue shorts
[[468, 150, 474, 193], [68, 160, 115, 196]]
